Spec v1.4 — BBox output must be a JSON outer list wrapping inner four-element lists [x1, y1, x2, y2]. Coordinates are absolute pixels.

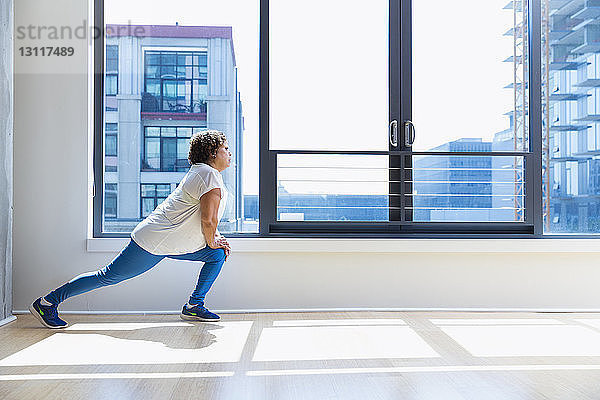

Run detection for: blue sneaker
[[180, 304, 220, 321], [29, 297, 68, 329]]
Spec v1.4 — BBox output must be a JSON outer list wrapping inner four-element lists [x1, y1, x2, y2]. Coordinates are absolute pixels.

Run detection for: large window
[[263, 0, 533, 236], [97, 0, 258, 236], [97, 0, 600, 238]]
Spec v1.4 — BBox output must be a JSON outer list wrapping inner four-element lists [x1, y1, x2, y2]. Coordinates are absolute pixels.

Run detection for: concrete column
[[0, 0, 14, 322], [117, 37, 142, 219]]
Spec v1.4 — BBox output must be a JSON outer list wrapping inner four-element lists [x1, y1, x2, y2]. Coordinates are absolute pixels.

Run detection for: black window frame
[[95, 0, 598, 239]]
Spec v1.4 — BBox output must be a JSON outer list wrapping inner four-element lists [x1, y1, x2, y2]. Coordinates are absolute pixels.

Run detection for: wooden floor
[[2, 311, 600, 399]]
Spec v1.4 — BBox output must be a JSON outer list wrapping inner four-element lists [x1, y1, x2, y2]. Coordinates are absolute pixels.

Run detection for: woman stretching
[[30, 130, 232, 328]]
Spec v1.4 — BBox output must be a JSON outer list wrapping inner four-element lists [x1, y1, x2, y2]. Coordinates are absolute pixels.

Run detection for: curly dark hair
[[188, 130, 227, 165]]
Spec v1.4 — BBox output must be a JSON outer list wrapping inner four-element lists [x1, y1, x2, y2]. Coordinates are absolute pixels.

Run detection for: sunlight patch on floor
[[0, 321, 253, 366], [439, 325, 600, 357], [252, 325, 439, 361]]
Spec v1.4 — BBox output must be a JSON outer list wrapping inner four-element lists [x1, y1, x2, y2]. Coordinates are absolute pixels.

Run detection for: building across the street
[[102, 24, 245, 233]]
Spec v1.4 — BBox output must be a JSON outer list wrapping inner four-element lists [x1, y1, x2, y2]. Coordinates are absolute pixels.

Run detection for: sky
[[106, 0, 516, 195]]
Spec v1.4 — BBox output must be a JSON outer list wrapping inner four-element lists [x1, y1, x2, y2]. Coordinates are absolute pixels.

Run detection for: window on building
[[142, 126, 195, 172], [106, 45, 118, 72], [105, 183, 117, 218], [104, 122, 118, 173], [105, 123, 118, 156], [106, 74, 118, 96], [105, 45, 119, 96], [143, 50, 208, 113], [141, 184, 171, 218]]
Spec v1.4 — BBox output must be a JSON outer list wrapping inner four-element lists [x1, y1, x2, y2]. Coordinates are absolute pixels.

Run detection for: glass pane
[[145, 79, 160, 97], [146, 65, 159, 79], [161, 138, 177, 171], [163, 81, 176, 98], [106, 75, 117, 95], [177, 127, 192, 137], [106, 58, 118, 72], [105, 0, 259, 233], [269, 0, 388, 151], [156, 184, 171, 197], [409, 154, 525, 222], [141, 184, 155, 197], [106, 45, 118, 72], [105, 134, 117, 156], [161, 65, 176, 79], [277, 154, 389, 221], [105, 193, 117, 218], [177, 139, 190, 169], [177, 82, 188, 106], [542, 0, 600, 233], [162, 127, 176, 137], [161, 53, 176, 65], [106, 45, 118, 60], [144, 138, 160, 169], [145, 127, 160, 137], [146, 52, 161, 65], [142, 198, 155, 217], [412, 1, 527, 152]]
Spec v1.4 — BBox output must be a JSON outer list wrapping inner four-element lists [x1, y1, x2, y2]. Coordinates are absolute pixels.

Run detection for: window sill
[[86, 237, 600, 253]]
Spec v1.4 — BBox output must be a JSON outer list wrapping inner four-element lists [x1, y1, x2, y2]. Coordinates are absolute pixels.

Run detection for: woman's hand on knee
[[209, 235, 231, 260]]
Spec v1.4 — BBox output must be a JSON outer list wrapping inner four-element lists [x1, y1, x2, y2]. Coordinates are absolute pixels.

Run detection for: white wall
[[1, 0, 14, 322], [12, 0, 600, 313]]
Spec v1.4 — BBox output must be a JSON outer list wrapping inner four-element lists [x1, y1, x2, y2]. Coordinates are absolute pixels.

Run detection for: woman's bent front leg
[[169, 246, 227, 306]]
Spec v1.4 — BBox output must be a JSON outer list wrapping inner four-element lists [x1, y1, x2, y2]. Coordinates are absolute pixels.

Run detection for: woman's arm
[[200, 188, 221, 248], [199, 188, 231, 258]]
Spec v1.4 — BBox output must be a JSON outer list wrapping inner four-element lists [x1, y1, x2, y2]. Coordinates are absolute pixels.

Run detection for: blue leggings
[[45, 239, 226, 307]]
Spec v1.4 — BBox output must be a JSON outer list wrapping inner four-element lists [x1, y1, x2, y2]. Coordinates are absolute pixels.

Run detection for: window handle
[[404, 120, 416, 147], [389, 120, 398, 147]]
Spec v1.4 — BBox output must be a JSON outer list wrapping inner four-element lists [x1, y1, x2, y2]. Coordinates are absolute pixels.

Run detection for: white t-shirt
[[131, 163, 228, 255]]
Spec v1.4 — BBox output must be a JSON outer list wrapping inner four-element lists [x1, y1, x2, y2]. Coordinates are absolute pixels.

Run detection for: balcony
[[141, 92, 207, 121]]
